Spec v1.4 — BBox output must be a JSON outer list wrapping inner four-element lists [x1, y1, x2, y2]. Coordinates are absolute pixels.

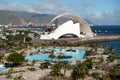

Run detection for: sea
[[91, 25, 120, 54], [0, 25, 120, 53]]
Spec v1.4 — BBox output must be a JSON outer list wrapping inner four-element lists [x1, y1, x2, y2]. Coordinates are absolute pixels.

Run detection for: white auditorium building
[[40, 14, 94, 39]]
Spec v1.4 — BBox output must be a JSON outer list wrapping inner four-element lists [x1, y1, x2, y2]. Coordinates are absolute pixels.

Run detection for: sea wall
[[32, 36, 120, 45]]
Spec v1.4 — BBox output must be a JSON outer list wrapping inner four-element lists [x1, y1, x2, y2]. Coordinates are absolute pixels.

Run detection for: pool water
[[0, 65, 6, 71], [25, 48, 85, 61]]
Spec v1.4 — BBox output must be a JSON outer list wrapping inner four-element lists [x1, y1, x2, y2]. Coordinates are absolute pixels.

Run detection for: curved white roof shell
[[40, 14, 94, 40]]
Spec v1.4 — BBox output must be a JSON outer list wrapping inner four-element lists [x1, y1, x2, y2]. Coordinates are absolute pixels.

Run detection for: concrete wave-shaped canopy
[[50, 14, 93, 37]]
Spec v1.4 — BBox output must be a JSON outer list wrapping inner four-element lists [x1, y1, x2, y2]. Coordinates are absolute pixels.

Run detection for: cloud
[[0, 0, 71, 14], [83, 1, 94, 7], [0, 2, 38, 13], [104, 10, 120, 18], [86, 10, 120, 20], [0, 0, 90, 15], [87, 12, 103, 19], [84, 10, 120, 25], [32, 1, 70, 14]]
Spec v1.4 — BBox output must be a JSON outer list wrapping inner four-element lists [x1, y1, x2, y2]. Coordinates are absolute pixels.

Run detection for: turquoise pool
[[25, 48, 85, 61], [0, 65, 6, 71]]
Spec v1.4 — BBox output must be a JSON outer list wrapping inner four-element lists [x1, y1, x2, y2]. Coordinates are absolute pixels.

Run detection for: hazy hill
[[0, 10, 55, 26], [0, 10, 92, 26]]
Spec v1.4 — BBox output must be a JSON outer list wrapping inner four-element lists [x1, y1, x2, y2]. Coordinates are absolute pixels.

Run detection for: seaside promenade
[[33, 36, 120, 44]]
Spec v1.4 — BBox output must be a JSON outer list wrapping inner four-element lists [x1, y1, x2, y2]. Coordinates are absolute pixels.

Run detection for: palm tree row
[[39, 58, 94, 80]]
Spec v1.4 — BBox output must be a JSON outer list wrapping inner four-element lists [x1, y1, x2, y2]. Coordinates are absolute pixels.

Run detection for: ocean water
[[91, 25, 120, 53], [91, 25, 120, 36]]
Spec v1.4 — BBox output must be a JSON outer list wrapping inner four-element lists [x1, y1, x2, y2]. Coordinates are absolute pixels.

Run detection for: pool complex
[[25, 48, 86, 61]]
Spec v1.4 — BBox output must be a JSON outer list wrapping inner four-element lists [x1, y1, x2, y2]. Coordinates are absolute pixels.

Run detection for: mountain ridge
[[0, 10, 55, 26], [0, 10, 92, 26]]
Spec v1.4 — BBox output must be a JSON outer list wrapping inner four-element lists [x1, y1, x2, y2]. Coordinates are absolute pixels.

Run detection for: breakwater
[[33, 36, 120, 45]]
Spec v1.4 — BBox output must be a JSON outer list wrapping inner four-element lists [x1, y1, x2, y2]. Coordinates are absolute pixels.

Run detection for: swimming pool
[[25, 48, 85, 61], [0, 65, 6, 71]]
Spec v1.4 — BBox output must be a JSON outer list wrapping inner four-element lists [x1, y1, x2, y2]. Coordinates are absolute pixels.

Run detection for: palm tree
[[0, 54, 4, 62], [39, 61, 52, 70], [71, 61, 89, 80], [31, 60, 36, 66], [108, 65, 119, 80], [107, 55, 115, 62], [99, 55, 104, 64], [61, 61, 71, 77], [49, 49, 55, 60], [6, 52, 25, 65], [83, 58, 93, 69], [91, 72, 101, 79], [34, 32, 40, 39], [50, 62, 63, 76]]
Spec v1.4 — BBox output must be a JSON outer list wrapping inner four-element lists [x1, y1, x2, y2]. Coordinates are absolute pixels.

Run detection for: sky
[[0, 0, 120, 25]]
